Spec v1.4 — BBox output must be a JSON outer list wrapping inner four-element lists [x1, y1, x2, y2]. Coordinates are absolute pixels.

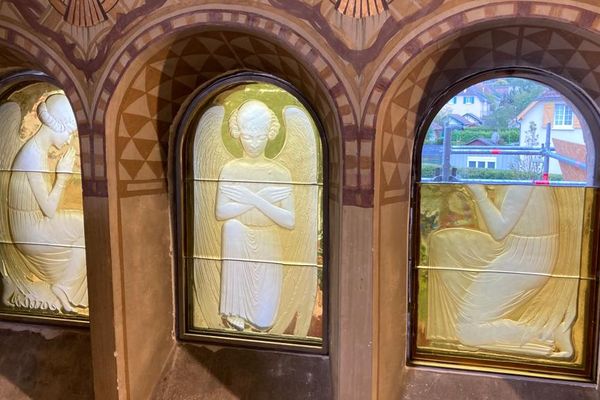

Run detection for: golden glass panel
[[184, 81, 324, 346], [0, 82, 88, 322], [414, 183, 596, 379]]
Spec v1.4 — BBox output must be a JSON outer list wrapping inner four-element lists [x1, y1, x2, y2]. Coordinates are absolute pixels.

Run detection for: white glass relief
[[187, 82, 323, 344], [0, 88, 87, 318]]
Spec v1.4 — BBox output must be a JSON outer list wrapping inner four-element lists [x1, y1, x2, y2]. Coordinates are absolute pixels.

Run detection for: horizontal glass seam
[[417, 265, 594, 280], [188, 177, 322, 186], [0, 169, 81, 175], [0, 240, 85, 249], [186, 255, 322, 268]]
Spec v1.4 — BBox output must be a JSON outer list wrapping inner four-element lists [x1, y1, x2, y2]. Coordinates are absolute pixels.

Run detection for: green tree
[[482, 78, 545, 130]]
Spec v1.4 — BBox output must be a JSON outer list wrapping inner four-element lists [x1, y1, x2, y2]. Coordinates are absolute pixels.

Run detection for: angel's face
[[51, 128, 72, 149], [238, 109, 270, 158], [240, 129, 268, 158]]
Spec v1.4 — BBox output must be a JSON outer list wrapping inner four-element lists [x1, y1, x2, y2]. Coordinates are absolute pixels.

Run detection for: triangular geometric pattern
[[379, 25, 600, 205], [116, 31, 340, 198]]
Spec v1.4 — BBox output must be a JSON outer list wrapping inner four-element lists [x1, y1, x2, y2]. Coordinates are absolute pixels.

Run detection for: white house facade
[[517, 90, 585, 178]]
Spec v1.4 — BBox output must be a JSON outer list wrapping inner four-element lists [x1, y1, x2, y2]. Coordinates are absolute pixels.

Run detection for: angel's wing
[[0, 102, 58, 308], [519, 187, 582, 344], [270, 106, 321, 337], [191, 105, 235, 329], [0, 103, 31, 297]]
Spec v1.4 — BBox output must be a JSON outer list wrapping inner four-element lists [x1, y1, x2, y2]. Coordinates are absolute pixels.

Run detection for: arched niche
[[0, 71, 89, 325], [409, 69, 600, 381], [374, 20, 600, 400], [104, 28, 343, 400], [0, 69, 93, 399]]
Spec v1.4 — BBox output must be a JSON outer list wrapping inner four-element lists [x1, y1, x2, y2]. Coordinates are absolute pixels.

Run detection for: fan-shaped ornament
[[334, 0, 391, 18], [49, 0, 119, 27]]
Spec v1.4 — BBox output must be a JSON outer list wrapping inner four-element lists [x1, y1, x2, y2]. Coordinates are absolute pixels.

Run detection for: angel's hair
[[37, 94, 77, 134], [229, 100, 280, 140]]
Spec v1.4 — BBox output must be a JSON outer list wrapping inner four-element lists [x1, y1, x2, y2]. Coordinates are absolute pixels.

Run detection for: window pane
[[564, 106, 573, 126], [555, 104, 565, 125], [415, 77, 595, 380], [423, 79, 587, 184], [182, 80, 324, 348], [416, 183, 595, 378], [0, 82, 88, 322]]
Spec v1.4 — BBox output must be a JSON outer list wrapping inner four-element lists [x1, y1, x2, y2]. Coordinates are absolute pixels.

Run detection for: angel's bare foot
[[227, 316, 245, 331], [51, 285, 73, 313], [551, 326, 574, 359]]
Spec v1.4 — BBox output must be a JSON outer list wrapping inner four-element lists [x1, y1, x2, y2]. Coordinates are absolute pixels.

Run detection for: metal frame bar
[[439, 121, 586, 182]]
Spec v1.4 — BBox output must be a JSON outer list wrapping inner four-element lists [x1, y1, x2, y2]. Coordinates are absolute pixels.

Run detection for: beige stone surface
[[119, 194, 175, 400], [335, 205, 373, 400], [152, 344, 331, 400], [84, 196, 119, 400]]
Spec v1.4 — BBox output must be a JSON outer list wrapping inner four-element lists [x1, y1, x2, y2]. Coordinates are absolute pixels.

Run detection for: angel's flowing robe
[[426, 186, 559, 350], [218, 160, 293, 330], [7, 158, 87, 307]]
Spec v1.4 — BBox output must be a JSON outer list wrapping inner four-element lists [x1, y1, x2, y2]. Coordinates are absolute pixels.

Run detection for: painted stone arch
[[106, 29, 343, 202], [376, 19, 600, 205], [98, 6, 363, 204], [103, 25, 347, 397], [373, 18, 600, 398]]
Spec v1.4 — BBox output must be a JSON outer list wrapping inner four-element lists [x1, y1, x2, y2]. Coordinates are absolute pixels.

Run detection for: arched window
[[176, 73, 326, 351], [410, 73, 599, 381], [0, 72, 88, 325]]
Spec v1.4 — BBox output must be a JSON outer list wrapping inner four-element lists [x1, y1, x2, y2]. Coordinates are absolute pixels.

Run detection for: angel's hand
[[220, 185, 258, 206], [56, 147, 76, 182], [257, 186, 292, 204], [467, 184, 487, 202]]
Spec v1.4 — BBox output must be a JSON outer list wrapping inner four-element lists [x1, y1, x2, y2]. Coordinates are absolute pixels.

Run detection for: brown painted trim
[[267, 0, 443, 73], [6, 0, 167, 79]]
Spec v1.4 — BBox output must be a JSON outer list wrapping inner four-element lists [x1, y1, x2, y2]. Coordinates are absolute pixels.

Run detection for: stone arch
[[373, 18, 600, 399], [365, 1, 600, 129], [98, 6, 362, 202], [0, 34, 96, 190], [376, 19, 600, 205], [103, 22, 347, 400]]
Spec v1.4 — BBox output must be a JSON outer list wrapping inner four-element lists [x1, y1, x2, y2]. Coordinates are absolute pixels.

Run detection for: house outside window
[[450, 96, 457, 104], [554, 103, 573, 128], [414, 76, 596, 381], [467, 156, 496, 169], [463, 96, 475, 104]]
